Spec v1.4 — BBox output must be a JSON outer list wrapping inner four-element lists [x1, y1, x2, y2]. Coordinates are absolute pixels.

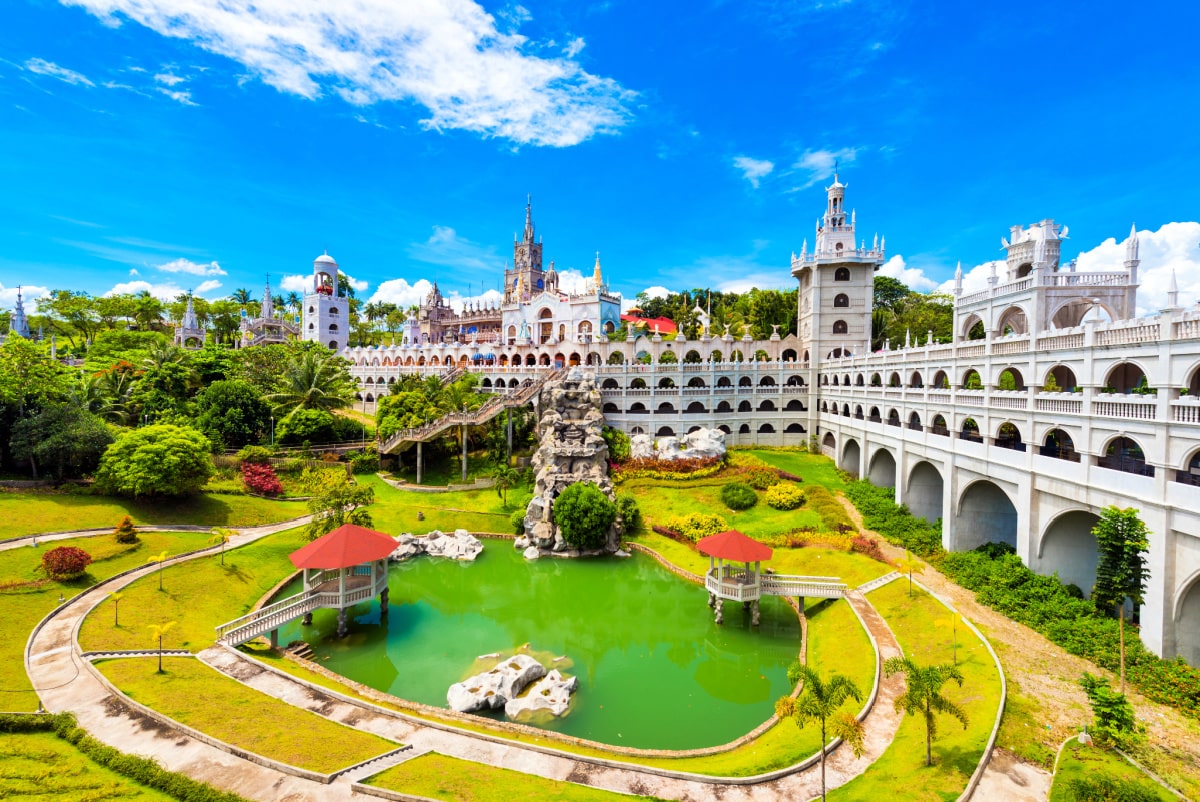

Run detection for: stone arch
[[834, 267, 850, 281], [868, 406, 881, 422], [738, 400, 752, 412], [717, 376, 733, 387], [995, 305, 1028, 336], [1174, 572, 1200, 666], [481, 378, 492, 388], [1098, 435, 1153, 476], [962, 313, 985, 341], [868, 448, 897, 488], [539, 353, 551, 366], [888, 372, 901, 387], [758, 399, 777, 411], [730, 349, 744, 362], [822, 432, 835, 450], [907, 461, 944, 524], [710, 350, 724, 363], [785, 423, 805, 433], [1036, 510, 1101, 598], [716, 400, 733, 413], [1185, 362, 1200, 396], [854, 404, 864, 420], [658, 377, 676, 388], [739, 423, 751, 434], [931, 414, 949, 435], [821, 401, 830, 413], [841, 403, 850, 416], [684, 349, 702, 363], [656, 402, 677, 414], [870, 372, 882, 387], [656, 426, 675, 437], [834, 293, 850, 308], [687, 376, 707, 387], [629, 402, 648, 414], [842, 373, 851, 385], [840, 438, 861, 474], [601, 378, 619, 389], [526, 354, 537, 366], [909, 370, 924, 388], [996, 422, 1024, 451], [739, 376, 753, 387], [961, 368, 982, 390], [608, 352, 626, 364], [1104, 361, 1148, 394], [832, 319, 848, 334], [758, 423, 776, 433], [569, 352, 582, 366], [687, 425, 702, 434], [782, 349, 797, 362], [1041, 428, 1079, 461], [1048, 297, 1117, 329], [1176, 448, 1200, 486], [718, 424, 732, 434], [932, 370, 950, 389], [855, 373, 865, 386], [786, 374, 805, 386], [685, 401, 708, 413], [960, 417, 982, 442], [603, 402, 620, 413], [887, 409, 901, 426], [908, 411, 922, 431], [759, 375, 777, 386], [955, 480, 1018, 551], [785, 399, 805, 411], [997, 367, 1026, 391]]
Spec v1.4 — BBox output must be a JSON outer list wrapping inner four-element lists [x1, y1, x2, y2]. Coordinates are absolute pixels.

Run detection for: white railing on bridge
[[760, 574, 848, 598]]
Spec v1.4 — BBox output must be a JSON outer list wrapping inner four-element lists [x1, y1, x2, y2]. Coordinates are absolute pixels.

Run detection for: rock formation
[[524, 368, 622, 554], [391, 529, 483, 561], [628, 426, 726, 461], [446, 654, 546, 713], [504, 669, 578, 718]]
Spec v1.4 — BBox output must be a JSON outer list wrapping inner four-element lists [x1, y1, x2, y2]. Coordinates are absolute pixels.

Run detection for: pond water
[[274, 545, 800, 749]]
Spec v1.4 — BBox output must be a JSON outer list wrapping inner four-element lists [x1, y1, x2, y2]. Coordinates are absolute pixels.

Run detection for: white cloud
[[157, 87, 196, 105], [1074, 222, 1200, 316], [409, 225, 500, 273], [154, 72, 185, 86], [563, 37, 586, 58], [554, 268, 590, 295], [154, 257, 225, 276], [194, 279, 222, 294], [344, 273, 369, 293], [879, 255, 939, 292], [716, 273, 793, 294], [128, 268, 139, 276], [103, 280, 186, 300], [791, 147, 857, 189], [280, 274, 311, 294], [936, 260, 1004, 296], [24, 58, 94, 86], [446, 288, 504, 313], [64, 0, 634, 147], [733, 155, 774, 189], [370, 277, 435, 309], [0, 284, 51, 314]]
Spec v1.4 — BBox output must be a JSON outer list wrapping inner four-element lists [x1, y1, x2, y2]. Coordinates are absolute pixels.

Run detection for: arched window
[[835, 267, 850, 281], [834, 293, 850, 308], [832, 320, 848, 334]]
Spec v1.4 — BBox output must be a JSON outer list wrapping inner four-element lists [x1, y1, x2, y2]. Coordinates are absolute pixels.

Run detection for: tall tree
[[775, 664, 865, 801], [266, 349, 356, 419], [1091, 506, 1151, 693], [884, 657, 968, 766]]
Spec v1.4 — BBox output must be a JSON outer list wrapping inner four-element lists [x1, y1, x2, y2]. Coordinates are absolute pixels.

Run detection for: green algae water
[[275, 546, 800, 749]]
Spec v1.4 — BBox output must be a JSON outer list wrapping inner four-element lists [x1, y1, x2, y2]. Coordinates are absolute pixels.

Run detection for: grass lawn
[[78, 527, 310, 653], [365, 752, 665, 801], [1050, 740, 1178, 801], [743, 449, 849, 491], [831, 581, 1003, 801], [0, 730, 178, 801], [0, 529, 217, 711], [96, 657, 398, 774], [626, 480, 827, 537], [360, 474, 521, 535], [0, 491, 307, 539], [386, 451, 502, 487], [629, 532, 892, 589]]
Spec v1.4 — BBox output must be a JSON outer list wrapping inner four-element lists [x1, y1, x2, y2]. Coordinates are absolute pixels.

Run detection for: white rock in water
[[447, 654, 546, 713], [523, 546, 540, 560], [424, 530, 483, 561], [513, 536, 531, 550], [504, 669, 578, 718]]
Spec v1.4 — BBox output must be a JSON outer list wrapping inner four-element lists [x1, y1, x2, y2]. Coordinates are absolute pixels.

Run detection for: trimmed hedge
[[803, 485, 853, 531], [720, 482, 758, 511], [0, 713, 251, 802], [764, 483, 805, 510]]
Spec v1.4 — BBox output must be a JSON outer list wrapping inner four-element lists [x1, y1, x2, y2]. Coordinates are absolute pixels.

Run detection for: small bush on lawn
[[616, 493, 641, 531], [612, 456, 724, 483], [1066, 774, 1161, 802], [765, 483, 805, 510], [743, 466, 781, 490], [113, 515, 139, 544], [850, 535, 887, 562], [241, 462, 283, 496], [41, 546, 92, 580], [348, 450, 379, 474], [720, 481, 758, 511], [666, 512, 728, 542]]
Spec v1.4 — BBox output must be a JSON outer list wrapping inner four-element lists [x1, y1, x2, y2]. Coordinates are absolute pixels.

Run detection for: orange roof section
[[289, 523, 397, 569], [696, 530, 773, 562]]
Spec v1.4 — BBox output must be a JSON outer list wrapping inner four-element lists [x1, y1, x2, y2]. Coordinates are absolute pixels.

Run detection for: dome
[[314, 253, 338, 266]]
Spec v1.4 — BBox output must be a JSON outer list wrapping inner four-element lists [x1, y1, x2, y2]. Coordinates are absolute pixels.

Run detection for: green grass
[[78, 527, 310, 653], [627, 480, 827, 537], [1050, 740, 1177, 801], [831, 580, 1003, 801], [743, 449, 849, 491], [629, 532, 892, 589], [0, 490, 307, 539], [96, 657, 398, 774], [387, 451, 501, 487], [365, 752, 665, 801], [0, 529, 216, 711], [0, 730, 177, 800], [360, 474, 521, 534]]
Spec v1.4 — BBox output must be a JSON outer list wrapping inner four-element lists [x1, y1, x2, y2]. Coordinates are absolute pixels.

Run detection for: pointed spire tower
[[9, 286, 30, 339], [506, 195, 544, 304], [592, 251, 604, 292], [261, 275, 275, 319], [174, 294, 206, 348]]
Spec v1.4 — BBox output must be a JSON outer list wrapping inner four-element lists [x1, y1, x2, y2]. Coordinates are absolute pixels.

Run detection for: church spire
[[9, 286, 30, 339], [592, 251, 603, 291], [523, 195, 535, 243], [262, 275, 274, 319]]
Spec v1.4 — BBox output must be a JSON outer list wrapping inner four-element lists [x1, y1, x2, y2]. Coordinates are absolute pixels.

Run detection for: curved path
[[25, 522, 906, 802]]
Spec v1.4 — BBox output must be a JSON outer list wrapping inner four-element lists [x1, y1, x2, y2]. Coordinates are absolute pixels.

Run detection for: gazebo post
[[714, 559, 724, 625], [707, 555, 717, 609], [417, 441, 423, 484], [337, 608, 348, 638], [379, 559, 389, 615]]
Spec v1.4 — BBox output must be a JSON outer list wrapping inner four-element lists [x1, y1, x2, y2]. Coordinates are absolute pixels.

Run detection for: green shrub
[[804, 485, 853, 531], [510, 508, 527, 535], [720, 482, 758, 511], [666, 512, 728, 542], [743, 466, 780, 490], [348, 450, 380, 474], [95, 424, 214, 498], [41, 546, 93, 580], [554, 483, 617, 549], [113, 515, 139, 544], [764, 483, 805, 510], [616, 493, 641, 531], [1065, 773, 1161, 802], [602, 426, 631, 462], [234, 445, 272, 465]]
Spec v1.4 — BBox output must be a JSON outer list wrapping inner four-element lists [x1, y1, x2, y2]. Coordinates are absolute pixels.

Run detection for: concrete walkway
[[26, 522, 907, 802]]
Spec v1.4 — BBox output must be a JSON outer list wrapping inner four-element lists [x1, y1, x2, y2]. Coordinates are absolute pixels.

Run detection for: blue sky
[[2, 0, 1199, 318]]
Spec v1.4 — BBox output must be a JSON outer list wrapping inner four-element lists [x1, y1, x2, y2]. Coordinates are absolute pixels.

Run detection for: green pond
[[275, 545, 801, 749]]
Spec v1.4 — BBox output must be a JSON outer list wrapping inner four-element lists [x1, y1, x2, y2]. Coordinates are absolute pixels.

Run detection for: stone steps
[[856, 571, 901, 594]]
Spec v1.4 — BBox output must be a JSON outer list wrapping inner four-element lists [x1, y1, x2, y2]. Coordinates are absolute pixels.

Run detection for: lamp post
[[270, 415, 275, 446]]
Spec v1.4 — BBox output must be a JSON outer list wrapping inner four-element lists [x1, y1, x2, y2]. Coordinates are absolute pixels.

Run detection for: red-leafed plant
[[241, 462, 283, 496], [42, 546, 93, 580]]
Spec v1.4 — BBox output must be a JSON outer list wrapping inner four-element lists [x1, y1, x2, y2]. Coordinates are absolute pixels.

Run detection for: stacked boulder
[[391, 529, 483, 561]]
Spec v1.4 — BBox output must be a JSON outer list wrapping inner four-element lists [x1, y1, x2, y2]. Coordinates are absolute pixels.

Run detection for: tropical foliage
[[775, 663, 865, 801], [883, 656, 968, 766], [94, 424, 214, 497], [553, 482, 617, 549], [41, 546, 93, 580]]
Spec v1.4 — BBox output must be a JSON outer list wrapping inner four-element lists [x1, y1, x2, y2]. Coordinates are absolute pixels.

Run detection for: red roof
[[289, 524, 397, 569], [697, 530, 773, 562], [620, 313, 678, 335]]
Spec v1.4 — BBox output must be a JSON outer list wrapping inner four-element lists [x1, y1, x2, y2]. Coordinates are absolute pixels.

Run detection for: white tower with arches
[[303, 252, 346, 350]]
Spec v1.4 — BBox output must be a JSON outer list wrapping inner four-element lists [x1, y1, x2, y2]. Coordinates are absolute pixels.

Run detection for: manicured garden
[[831, 580, 1002, 800], [96, 657, 398, 774], [0, 729, 178, 801]]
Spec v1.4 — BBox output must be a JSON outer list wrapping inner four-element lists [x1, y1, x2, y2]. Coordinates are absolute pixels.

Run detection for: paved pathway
[[26, 521, 908, 802]]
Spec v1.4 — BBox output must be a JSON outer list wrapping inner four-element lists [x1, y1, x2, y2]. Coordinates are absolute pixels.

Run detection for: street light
[[270, 415, 275, 446]]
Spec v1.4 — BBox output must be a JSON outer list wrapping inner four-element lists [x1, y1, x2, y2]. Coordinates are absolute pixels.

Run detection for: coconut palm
[[146, 550, 170, 590], [284, 292, 302, 317], [230, 288, 252, 305], [775, 663, 865, 801], [265, 350, 355, 419], [884, 657, 968, 766], [491, 464, 519, 507], [209, 527, 235, 565], [147, 621, 177, 673], [897, 550, 924, 597], [109, 591, 124, 627]]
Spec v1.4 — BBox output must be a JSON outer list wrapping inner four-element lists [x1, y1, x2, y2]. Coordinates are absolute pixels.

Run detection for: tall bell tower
[[504, 197, 544, 303], [303, 252, 346, 350]]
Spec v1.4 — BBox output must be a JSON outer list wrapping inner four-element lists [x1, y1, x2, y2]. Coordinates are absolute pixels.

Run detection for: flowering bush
[[665, 512, 728, 542], [42, 546, 92, 580], [612, 456, 723, 483], [850, 535, 887, 562], [241, 462, 283, 496], [743, 467, 781, 490], [765, 483, 805, 510]]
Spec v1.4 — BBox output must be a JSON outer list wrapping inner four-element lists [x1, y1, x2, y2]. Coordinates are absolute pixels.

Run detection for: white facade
[[303, 253, 347, 350]]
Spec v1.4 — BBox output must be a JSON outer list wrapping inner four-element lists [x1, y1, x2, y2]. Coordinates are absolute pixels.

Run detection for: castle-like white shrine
[[334, 182, 1200, 669]]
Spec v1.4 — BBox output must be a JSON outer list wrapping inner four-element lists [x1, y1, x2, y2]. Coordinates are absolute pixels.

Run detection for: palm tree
[[146, 550, 169, 591], [492, 464, 519, 507], [230, 288, 252, 305], [284, 292, 302, 317], [775, 663, 865, 801], [884, 657, 968, 766], [266, 351, 356, 419], [936, 613, 961, 666], [147, 621, 177, 673], [109, 591, 124, 627], [209, 528, 235, 565], [897, 550, 924, 597]]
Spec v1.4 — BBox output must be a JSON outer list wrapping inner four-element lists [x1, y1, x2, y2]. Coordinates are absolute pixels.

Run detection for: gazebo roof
[[697, 530, 773, 563], [289, 524, 397, 570]]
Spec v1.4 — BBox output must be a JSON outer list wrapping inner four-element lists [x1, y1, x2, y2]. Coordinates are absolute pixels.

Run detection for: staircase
[[379, 369, 562, 454]]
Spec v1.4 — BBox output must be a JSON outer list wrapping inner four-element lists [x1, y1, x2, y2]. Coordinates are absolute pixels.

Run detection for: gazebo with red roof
[[697, 530, 772, 626], [290, 524, 396, 637]]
